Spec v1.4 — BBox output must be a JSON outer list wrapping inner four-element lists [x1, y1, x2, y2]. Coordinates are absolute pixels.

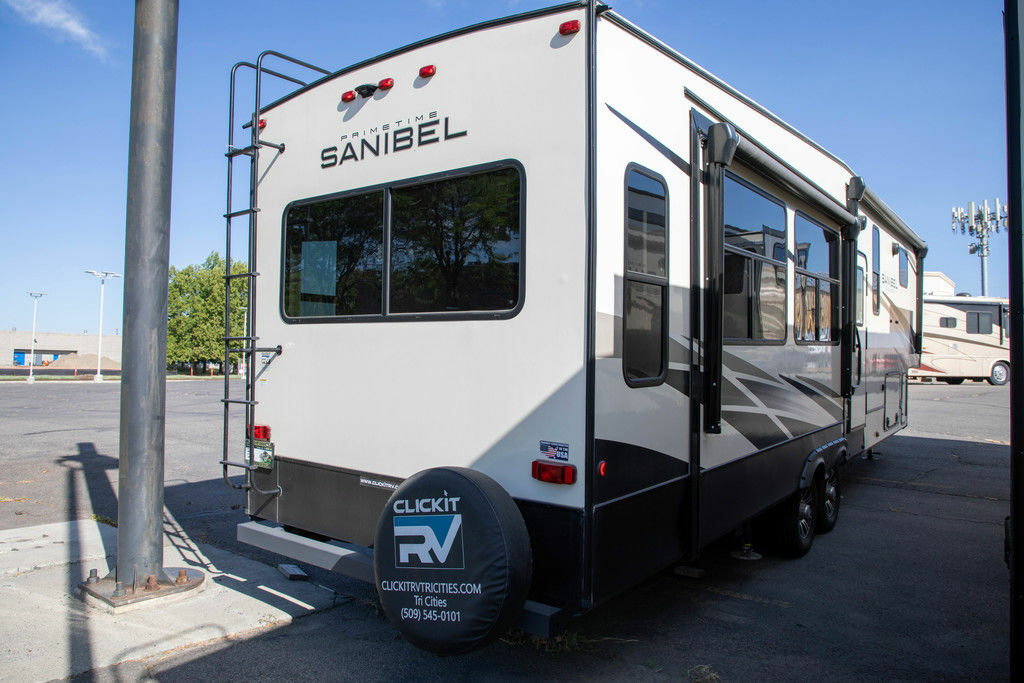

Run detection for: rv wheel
[[989, 362, 1010, 386], [373, 467, 532, 656], [775, 478, 817, 558], [817, 467, 840, 533]]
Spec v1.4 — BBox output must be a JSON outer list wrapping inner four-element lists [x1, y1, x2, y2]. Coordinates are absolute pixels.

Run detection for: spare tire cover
[[374, 467, 532, 655]]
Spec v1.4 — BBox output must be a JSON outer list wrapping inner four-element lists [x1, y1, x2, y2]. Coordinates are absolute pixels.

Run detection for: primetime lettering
[[320, 114, 468, 169]]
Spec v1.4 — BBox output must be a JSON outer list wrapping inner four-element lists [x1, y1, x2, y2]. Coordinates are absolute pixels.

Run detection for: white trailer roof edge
[[249, 1, 589, 122]]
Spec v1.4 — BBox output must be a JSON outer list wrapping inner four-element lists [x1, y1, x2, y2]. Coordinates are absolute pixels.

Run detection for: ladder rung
[[226, 346, 257, 354], [258, 139, 285, 152], [223, 335, 256, 341], [222, 398, 257, 405], [225, 208, 259, 219], [226, 145, 256, 158], [220, 459, 259, 472], [225, 271, 258, 280]]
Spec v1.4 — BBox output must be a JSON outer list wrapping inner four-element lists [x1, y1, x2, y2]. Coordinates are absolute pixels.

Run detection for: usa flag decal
[[539, 440, 569, 462]]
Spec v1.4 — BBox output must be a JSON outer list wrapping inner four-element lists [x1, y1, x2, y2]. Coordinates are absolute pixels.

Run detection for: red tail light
[[341, 90, 356, 103], [532, 460, 576, 485], [257, 118, 267, 130], [418, 64, 436, 78], [559, 20, 580, 36], [378, 77, 394, 90], [251, 424, 271, 441]]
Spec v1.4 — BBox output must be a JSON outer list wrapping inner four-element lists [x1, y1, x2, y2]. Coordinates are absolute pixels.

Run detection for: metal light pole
[[79, 0, 203, 607], [26, 292, 45, 383], [952, 199, 1008, 296], [85, 270, 121, 382]]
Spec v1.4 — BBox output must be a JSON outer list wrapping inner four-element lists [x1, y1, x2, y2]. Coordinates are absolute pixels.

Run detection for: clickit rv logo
[[392, 494, 464, 570]]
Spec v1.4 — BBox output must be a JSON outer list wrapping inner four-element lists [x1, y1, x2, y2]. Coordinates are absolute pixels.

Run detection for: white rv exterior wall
[[251, 8, 589, 507]]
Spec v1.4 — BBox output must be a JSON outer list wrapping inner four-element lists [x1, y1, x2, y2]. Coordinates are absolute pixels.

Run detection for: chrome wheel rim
[[824, 472, 838, 520], [993, 365, 1008, 384]]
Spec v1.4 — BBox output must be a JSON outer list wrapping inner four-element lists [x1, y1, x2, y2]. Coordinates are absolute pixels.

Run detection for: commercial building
[[0, 330, 122, 367]]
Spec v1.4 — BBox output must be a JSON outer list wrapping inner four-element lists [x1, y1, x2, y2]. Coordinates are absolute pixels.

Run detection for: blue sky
[[0, 0, 1009, 334]]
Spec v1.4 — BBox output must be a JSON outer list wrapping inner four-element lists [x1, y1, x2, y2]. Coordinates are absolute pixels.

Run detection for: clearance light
[[257, 118, 267, 130], [559, 20, 580, 35], [378, 77, 394, 90], [419, 64, 436, 78], [341, 90, 356, 103], [251, 424, 271, 441], [532, 460, 576, 485], [598, 460, 607, 477]]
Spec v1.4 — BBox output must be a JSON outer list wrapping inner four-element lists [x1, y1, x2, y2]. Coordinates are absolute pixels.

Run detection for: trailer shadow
[[88, 431, 1008, 680]]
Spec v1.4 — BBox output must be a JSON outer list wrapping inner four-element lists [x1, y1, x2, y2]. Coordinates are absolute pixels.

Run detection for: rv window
[[855, 266, 864, 326], [283, 191, 385, 317], [794, 213, 839, 343], [939, 317, 957, 328], [899, 248, 909, 288], [623, 167, 668, 384], [390, 167, 521, 313], [282, 163, 522, 321], [872, 227, 880, 315], [967, 311, 993, 335], [722, 174, 786, 342]]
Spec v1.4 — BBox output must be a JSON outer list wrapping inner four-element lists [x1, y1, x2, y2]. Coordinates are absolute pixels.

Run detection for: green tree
[[167, 252, 247, 372]]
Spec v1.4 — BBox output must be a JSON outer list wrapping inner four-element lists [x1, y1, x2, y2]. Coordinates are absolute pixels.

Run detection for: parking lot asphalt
[[0, 379, 1010, 680]]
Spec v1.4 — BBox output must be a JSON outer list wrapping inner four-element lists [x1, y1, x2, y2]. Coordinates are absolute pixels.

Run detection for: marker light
[[559, 20, 580, 35], [342, 90, 356, 103], [257, 118, 267, 130], [532, 460, 576, 485], [419, 64, 436, 78], [250, 424, 271, 441], [598, 460, 607, 477], [378, 77, 394, 90]]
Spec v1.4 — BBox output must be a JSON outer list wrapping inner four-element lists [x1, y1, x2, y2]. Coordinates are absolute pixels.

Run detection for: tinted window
[[967, 311, 993, 335], [626, 170, 667, 278], [939, 317, 957, 328], [623, 280, 664, 380], [723, 174, 786, 342], [872, 227, 880, 315], [623, 167, 668, 384], [283, 192, 384, 317], [855, 266, 865, 326], [899, 248, 909, 288], [794, 214, 837, 277], [390, 168, 520, 313], [724, 176, 786, 257]]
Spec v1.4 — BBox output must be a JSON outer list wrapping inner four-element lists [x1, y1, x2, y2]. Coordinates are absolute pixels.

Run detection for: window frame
[[793, 211, 840, 345], [279, 159, 526, 325], [898, 248, 909, 288], [722, 171, 788, 346], [872, 226, 881, 315], [622, 163, 669, 388]]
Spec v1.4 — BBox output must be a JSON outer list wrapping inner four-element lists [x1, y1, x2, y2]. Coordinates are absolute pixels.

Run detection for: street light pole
[[85, 270, 122, 381], [26, 292, 45, 383]]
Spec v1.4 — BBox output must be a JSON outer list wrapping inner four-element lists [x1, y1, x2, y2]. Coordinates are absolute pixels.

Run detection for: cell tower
[[951, 198, 1007, 296]]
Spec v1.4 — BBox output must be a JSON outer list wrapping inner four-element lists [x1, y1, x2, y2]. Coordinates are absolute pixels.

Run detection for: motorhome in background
[[219, 2, 926, 654], [910, 271, 1010, 385]]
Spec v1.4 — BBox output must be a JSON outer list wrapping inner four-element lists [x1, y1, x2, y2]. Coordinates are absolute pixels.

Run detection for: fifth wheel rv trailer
[[220, 2, 926, 654]]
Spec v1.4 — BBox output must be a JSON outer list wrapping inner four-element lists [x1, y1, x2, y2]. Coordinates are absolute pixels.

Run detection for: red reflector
[[378, 77, 394, 90], [418, 64, 436, 78], [598, 460, 607, 477], [532, 460, 576, 485], [341, 90, 356, 103], [559, 20, 580, 35], [251, 424, 271, 441], [257, 118, 267, 130]]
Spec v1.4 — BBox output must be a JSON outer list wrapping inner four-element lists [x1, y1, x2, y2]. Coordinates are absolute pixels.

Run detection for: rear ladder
[[221, 51, 332, 494]]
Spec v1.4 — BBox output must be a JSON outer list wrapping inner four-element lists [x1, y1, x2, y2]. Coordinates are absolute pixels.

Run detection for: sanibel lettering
[[319, 112, 467, 170]]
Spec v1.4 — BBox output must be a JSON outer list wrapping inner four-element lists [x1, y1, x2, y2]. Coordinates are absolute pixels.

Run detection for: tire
[[942, 378, 965, 385], [989, 362, 1010, 386], [374, 467, 532, 656], [775, 477, 817, 558], [817, 467, 840, 533]]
